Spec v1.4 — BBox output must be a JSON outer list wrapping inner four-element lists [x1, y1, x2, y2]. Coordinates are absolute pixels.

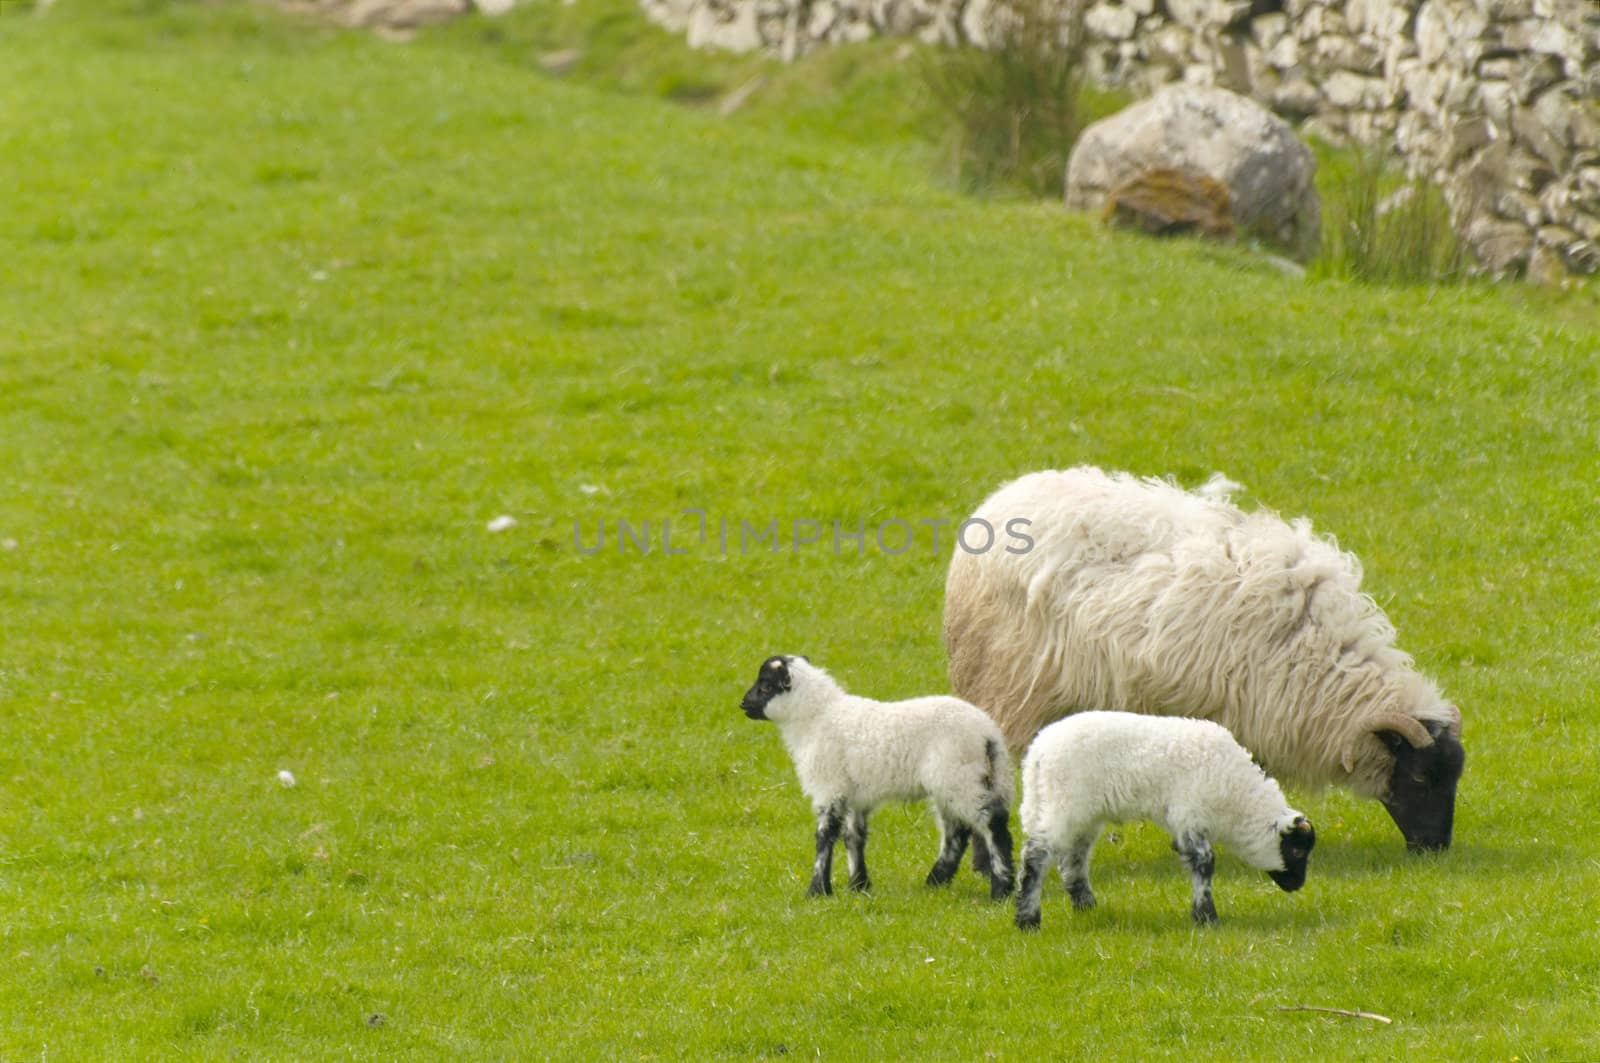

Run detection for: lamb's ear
[[1291, 815, 1313, 837]]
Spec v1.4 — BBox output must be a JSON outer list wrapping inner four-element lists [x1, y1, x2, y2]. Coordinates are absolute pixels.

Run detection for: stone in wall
[[636, 0, 1598, 277]]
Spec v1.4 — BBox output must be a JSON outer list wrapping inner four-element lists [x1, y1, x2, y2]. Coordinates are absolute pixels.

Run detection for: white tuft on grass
[[487, 515, 517, 533], [277, 770, 297, 788]]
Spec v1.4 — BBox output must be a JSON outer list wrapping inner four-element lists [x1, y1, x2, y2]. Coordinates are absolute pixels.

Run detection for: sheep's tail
[[986, 737, 1015, 808], [1018, 740, 1040, 833]]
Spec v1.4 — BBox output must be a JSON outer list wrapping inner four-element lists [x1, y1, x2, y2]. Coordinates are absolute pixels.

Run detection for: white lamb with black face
[[740, 655, 1016, 900], [1015, 711, 1316, 929]]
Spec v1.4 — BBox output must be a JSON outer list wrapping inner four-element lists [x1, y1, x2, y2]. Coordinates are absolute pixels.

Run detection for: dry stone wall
[[641, 0, 1600, 277]]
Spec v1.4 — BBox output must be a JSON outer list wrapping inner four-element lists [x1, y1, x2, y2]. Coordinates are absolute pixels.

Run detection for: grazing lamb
[[739, 655, 1015, 900], [945, 466, 1465, 854], [1015, 711, 1316, 928]]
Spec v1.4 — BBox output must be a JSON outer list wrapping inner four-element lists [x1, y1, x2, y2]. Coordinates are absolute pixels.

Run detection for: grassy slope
[[1, 1, 1598, 1057]]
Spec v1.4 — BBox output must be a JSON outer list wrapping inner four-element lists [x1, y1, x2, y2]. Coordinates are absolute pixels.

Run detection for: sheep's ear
[[1291, 816, 1313, 837], [1442, 703, 1462, 735], [1428, 711, 1461, 740]]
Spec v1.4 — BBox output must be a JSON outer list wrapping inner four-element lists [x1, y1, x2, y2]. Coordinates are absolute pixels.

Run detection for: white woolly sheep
[[945, 466, 1464, 855], [739, 655, 1015, 900], [1015, 711, 1316, 928]]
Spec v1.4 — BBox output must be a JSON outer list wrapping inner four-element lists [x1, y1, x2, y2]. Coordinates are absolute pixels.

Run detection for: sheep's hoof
[[807, 880, 833, 898], [1190, 902, 1219, 926], [1068, 887, 1096, 911], [925, 867, 956, 888], [989, 877, 1015, 902], [1015, 912, 1041, 932], [848, 876, 871, 893]]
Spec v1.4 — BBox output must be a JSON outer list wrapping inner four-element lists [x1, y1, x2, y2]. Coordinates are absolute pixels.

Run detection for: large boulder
[[1066, 85, 1321, 260]]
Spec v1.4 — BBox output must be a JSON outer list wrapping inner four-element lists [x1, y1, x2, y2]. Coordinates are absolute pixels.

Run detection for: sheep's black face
[[740, 656, 794, 720], [1378, 720, 1465, 853], [1267, 816, 1315, 893]]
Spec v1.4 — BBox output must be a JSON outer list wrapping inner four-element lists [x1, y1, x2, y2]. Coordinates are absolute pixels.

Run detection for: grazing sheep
[[739, 655, 1015, 900], [1015, 711, 1316, 928], [945, 467, 1465, 854]]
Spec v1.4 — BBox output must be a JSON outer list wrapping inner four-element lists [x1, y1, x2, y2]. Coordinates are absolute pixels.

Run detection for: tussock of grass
[[1314, 140, 1472, 284], [917, 0, 1130, 197], [1, 0, 1597, 1057], [918, 0, 1091, 196]]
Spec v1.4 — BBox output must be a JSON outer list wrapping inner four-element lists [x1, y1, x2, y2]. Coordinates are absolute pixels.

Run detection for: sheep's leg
[[926, 810, 971, 887], [974, 800, 1016, 900], [1174, 834, 1218, 925], [1059, 832, 1098, 911], [843, 809, 871, 893], [970, 832, 992, 877], [808, 802, 846, 897], [1014, 837, 1053, 931]]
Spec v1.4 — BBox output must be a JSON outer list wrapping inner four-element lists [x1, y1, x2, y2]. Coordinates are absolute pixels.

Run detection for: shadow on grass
[[1285, 835, 1543, 880], [1030, 900, 1330, 936], [996, 831, 1546, 936]]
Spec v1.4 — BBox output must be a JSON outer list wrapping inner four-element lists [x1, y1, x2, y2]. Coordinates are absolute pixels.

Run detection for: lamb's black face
[[1267, 816, 1315, 893], [1378, 720, 1465, 854], [740, 655, 795, 720]]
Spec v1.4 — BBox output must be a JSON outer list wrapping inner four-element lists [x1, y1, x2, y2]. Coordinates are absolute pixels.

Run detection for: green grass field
[[2, 0, 1598, 1056]]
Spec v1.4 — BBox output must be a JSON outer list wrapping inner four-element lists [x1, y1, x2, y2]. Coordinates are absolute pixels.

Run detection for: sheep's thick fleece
[[945, 466, 1461, 799]]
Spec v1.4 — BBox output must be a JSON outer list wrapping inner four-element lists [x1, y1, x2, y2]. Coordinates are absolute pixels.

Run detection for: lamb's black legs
[[1015, 830, 1095, 931], [1059, 835, 1097, 912], [1016, 829, 1220, 927], [815, 801, 1014, 900], [1175, 834, 1218, 925], [808, 802, 846, 897], [926, 813, 971, 887], [930, 804, 1013, 899], [979, 802, 1016, 900], [1014, 837, 1051, 930], [970, 812, 1018, 898], [844, 809, 871, 893]]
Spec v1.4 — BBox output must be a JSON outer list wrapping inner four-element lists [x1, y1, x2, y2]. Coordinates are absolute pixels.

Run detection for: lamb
[[739, 655, 1016, 900], [1014, 711, 1316, 929], [944, 466, 1465, 854]]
